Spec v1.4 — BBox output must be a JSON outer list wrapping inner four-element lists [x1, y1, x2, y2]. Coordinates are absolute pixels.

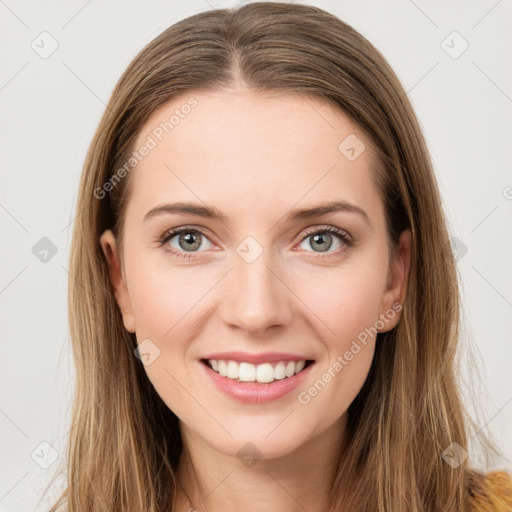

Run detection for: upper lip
[[201, 351, 314, 365]]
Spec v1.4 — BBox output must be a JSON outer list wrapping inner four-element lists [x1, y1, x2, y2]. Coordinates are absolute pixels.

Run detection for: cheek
[[301, 257, 388, 344], [125, 266, 209, 413], [292, 255, 387, 406], [295, 273, 382, 422], [128, 259, 213, 339]]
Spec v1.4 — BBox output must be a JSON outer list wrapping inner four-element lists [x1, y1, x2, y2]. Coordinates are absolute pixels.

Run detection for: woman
[[48, 2, 512, 511]]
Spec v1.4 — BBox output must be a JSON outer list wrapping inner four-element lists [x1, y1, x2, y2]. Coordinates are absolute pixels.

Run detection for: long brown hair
[[46, 2, 504, 511]]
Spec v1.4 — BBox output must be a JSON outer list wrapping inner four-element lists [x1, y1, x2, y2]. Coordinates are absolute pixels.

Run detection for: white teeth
[[226, 360, 239, 379], [207, 359, 309, 383], [274, 362, 286, 380], [239, 362, 256, 382], [218, 360, 227, 377], [294, 360, 306, 374], [256, 363, 274, 383]]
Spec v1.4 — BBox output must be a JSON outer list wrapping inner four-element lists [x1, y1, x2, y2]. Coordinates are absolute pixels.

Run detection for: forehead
[[128, 89, 383, 225]]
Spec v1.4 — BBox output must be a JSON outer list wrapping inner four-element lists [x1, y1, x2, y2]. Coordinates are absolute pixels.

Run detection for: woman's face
[[101, 89, 410, 460]]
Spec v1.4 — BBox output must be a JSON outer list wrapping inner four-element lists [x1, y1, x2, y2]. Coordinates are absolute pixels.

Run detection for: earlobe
[[378, 229, 412, 332], [99, 229, 136, 333]]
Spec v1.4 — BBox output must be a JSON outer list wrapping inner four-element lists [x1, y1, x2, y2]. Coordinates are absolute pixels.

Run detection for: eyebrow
[[143, 200, 371, 228]]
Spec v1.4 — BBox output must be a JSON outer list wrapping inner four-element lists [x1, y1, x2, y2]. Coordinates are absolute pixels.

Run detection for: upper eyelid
[[301, 225, 350, 238]]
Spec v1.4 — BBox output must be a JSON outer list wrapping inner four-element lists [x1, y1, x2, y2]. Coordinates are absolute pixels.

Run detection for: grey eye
[[299, 232, 342, 253], [169, 231, 213, 252]]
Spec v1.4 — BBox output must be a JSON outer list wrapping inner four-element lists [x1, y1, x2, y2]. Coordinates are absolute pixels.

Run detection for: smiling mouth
[[201, 359, 315, 384]]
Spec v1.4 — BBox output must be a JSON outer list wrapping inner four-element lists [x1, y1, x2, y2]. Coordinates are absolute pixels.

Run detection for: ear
[[99, 229, 136, 333], [378, 229, 411, 332]]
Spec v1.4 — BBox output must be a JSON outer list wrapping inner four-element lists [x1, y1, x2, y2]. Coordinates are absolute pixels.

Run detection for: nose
[[219, 248, 294, 337]]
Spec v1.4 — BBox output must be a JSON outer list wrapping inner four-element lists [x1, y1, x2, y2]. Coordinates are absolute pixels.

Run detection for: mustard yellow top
[[469, 471, 512, 511]]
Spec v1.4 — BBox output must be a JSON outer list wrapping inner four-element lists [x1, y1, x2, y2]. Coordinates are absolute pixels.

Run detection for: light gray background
[[1, 1, 511, 510]]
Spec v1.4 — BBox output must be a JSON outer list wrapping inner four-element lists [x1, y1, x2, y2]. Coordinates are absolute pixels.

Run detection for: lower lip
[[201, 361, 314, 404]]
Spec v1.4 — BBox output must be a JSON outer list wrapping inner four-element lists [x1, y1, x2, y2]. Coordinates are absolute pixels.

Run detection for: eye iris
[[179, 232, 201, 251], [310, 233, 332, 252]]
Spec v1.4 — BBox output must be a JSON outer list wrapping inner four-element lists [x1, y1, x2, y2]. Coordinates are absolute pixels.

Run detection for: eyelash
[[157, 225, 354, 260]]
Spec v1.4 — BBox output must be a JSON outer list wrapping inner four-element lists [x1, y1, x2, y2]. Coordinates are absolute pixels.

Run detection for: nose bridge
[[221, 241, 293, 334]]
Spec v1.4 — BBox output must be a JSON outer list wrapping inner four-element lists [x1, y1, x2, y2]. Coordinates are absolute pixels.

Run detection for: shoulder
[[468, 470, 512, 512]]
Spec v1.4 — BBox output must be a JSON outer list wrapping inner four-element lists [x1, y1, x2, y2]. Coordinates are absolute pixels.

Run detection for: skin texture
[[100, 89, 411, 512]]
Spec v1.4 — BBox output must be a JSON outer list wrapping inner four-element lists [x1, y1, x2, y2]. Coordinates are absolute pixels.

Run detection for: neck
[[173, 414, 347, 512]]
